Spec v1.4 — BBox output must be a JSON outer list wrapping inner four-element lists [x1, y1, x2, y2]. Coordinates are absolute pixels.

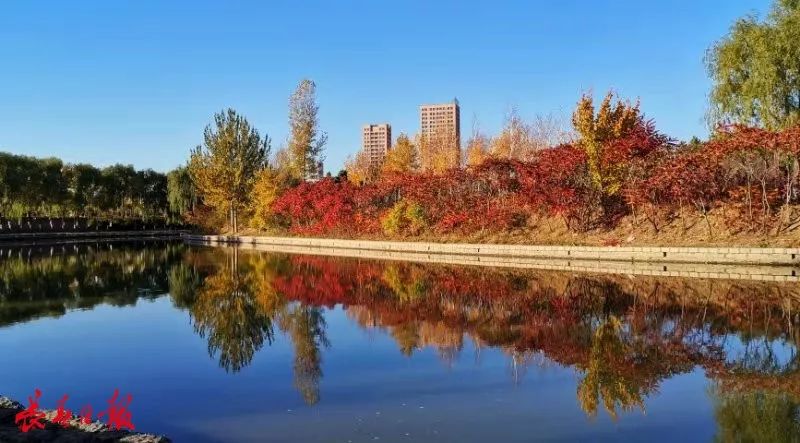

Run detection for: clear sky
[[0, 0, 771, 173]]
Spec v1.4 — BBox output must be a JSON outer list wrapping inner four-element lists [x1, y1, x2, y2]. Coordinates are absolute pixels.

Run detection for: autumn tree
[[248, 168, 282, 230], [528, 113, 575, 152], [382, 133, 418, 175], [465, 122, 489, 167], [490, 108, 529, 160], [489, 110, 573, 161], [344, 149, 380, 185], [572, 91, 641, 196], [418, 130, 459, 174], [287, 79, 327, 180], [188, 108, 270, 234], [706, 0, 800, 130]]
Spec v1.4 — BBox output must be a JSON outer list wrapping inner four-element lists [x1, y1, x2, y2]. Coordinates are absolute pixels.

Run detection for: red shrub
[[272, 178, 356, 235]]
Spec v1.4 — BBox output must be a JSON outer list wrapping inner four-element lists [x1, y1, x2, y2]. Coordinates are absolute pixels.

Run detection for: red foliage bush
[[269, 125, 800, 236], [272, 178, 356, 235]]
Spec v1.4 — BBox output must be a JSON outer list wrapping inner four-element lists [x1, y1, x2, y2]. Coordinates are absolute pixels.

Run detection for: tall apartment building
[[361, 123, 392, 167], [419, 99, 461, 151]]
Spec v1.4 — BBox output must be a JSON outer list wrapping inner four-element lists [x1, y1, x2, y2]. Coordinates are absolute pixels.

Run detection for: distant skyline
[[0, 0, 772, 173]]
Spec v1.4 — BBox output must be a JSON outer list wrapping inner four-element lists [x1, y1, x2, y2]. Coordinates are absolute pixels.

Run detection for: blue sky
[[0, 0, 771, 173]]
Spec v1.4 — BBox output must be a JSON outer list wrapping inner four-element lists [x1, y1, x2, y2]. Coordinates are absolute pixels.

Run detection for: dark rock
[[0, 396, 170, 443]]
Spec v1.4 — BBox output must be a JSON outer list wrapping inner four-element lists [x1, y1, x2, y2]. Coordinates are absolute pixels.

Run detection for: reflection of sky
[[721, 334, 797, 369], [0, 296, 718, 442]]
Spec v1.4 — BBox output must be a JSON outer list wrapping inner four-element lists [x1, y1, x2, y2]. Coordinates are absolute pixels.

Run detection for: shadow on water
[[2, 242, 800, 439]]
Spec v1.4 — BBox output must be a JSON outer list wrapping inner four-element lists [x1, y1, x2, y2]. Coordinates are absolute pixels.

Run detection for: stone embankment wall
[[187, 235, 800, 282], [0, 217, 186, 242], [0, 217, 181, 234]]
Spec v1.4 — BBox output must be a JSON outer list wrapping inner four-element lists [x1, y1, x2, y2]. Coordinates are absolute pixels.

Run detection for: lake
[[1, 241, 798, 442]]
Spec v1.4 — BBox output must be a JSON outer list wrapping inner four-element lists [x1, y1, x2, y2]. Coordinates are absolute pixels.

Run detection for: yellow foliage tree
[[382, 133, 418, 176], [571, 91, 641, 195], [465, 129, 489, 167], [344, 149, 380, 185], [418, 130, 459, 174], [248, 168, 281, 230]]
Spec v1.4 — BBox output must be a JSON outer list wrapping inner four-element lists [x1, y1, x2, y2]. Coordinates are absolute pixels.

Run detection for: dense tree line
[[0, 152, 171, 220]]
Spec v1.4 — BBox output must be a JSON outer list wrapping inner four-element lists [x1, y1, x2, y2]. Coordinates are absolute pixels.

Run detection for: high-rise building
[[361, 123, 392, 167], [419, 99, 461, 150]]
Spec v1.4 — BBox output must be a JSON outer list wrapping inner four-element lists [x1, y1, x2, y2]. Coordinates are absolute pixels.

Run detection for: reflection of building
[[361, 123, 392, 168], [419, 99, 461, 150]]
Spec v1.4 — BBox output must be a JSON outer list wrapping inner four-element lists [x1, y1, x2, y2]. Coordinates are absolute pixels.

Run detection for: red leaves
[[272, 178, 356, 235], [269, 124, 800, 236]]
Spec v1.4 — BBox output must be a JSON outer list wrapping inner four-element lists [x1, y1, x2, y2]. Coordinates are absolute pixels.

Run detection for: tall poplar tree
[[188, 109, 270, 234], [287, 79, 327, 180]]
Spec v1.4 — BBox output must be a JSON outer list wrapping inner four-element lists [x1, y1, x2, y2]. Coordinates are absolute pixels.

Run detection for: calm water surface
[[1, 242, 798, 442]]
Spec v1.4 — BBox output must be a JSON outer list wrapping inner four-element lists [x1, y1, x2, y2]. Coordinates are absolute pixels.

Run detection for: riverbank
[[0, 230, 186, 244], [186, 234, 800, 282], [0, 396, 169, 442]]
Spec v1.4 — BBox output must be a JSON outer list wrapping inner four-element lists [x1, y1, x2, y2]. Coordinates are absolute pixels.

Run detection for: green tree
[[167, 166, 197, 220], [188, 109, 270, 233], [707, 0, 800, 130], [287, 79, 327, 180], [63, 163, 102, 215]]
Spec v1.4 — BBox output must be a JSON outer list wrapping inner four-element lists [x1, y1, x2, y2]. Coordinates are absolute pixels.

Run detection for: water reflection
[[2, 243, 800, 432], [0, 242, 180, 326]]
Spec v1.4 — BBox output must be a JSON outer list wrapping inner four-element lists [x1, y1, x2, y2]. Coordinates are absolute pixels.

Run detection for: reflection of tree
[[381, 265, 427, 304], [712, 387, 800, 442], [0, 242, 182, 326], [19, 243, 800, 422], [190, 250, 274, 373], [576, 316, 648, 419], [171, 249, 331, 404], [391, 322, 420, 357], [168, 262, 201, 309], [280, 305, 330, 405]]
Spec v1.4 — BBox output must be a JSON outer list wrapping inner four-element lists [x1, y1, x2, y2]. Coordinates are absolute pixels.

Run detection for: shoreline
[[186, 234, 800, 282], [0, 230, 186, 245], [0, 396, 169, 443]]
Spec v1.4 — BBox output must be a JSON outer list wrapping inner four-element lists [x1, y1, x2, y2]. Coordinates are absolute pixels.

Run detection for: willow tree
[[706, 0, 800, 130], [166, 166, 197, 220], [188, 109, 270, 234], [287, 79, 327, 180]]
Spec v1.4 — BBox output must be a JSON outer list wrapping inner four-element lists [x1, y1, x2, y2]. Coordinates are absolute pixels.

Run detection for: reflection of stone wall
[[191, 237, 800, 282]]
